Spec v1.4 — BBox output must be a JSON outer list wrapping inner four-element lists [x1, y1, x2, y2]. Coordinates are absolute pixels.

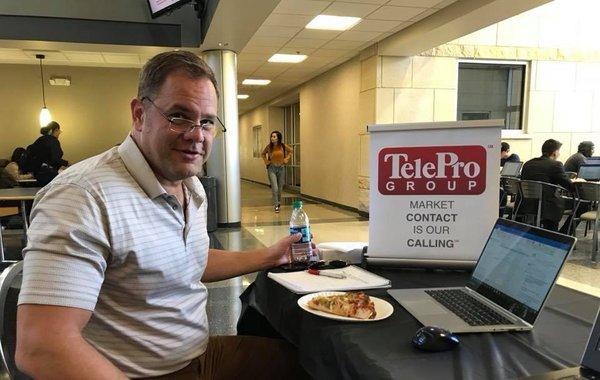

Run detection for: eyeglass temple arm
[[217, 116, 226, 133]]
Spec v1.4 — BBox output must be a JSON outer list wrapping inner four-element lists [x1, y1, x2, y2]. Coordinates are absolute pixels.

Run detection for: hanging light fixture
[[36, 54, 52, 127]]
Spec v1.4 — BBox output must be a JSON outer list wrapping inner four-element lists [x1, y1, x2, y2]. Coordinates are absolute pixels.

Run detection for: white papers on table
[[268, 265, 391, 294]]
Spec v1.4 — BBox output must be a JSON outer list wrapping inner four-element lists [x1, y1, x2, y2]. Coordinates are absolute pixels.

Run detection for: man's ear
[[131, 98, 145, 132]]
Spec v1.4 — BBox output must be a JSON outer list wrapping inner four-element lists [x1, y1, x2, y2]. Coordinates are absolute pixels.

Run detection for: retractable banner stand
[[367, 120, 502, 268]]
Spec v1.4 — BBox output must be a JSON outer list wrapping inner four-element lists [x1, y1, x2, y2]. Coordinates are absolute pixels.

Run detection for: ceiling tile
[[295, 28, 342, 40], [238, 61, 264, 74], [310, 48, 350, 58], [351, 19, 401, 32], [102, 53, 140, 65], [241, 45, 280, 55], [332, 0, 387, 4], [277, 46, 318, 55], [253, 64, 292, 78], [337, 30, 381, 41], [432, 0, 457, 8], [284, 38, 329, 49], [321, 39, 365, 50], [410, 7, 438, 22], [0, 49, 29, 60], [387, 0, 442, 7], [322, 2, 380, 17], [64, 51, 105, 63], [254, 25, 303, 38], [273, 0, 331, 16], [238, 52, 269, 61], [246, 36, 291, 47], [263, 13, 314, 27], [366, 6, 425, 21]]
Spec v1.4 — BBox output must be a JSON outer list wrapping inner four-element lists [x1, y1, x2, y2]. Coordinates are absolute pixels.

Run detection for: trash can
[[200, 176, 218, 232]]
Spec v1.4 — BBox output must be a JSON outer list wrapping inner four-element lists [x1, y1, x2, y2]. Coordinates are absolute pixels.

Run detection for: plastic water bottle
[[289, 200, 314, 264]]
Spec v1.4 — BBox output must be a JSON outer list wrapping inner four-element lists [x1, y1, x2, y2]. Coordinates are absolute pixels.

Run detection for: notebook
[[500, 161, 523, 177], [388, 219, 575, 333], [578, 164, 600, 182], [268, 265, 391, 294]]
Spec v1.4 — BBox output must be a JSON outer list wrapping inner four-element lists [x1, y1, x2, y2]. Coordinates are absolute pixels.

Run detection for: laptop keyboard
[[425, 289, 513, 326]]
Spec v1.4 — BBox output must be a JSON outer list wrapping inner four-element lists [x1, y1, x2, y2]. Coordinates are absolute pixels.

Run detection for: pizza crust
[[307, 292, 377, 319]]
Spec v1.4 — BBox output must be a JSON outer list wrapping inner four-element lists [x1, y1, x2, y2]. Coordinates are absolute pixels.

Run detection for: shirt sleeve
[[18, 183, 110, 311]]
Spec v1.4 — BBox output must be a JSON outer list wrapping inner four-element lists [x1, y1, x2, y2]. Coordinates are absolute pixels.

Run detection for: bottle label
[[290, 226, 311, 243]]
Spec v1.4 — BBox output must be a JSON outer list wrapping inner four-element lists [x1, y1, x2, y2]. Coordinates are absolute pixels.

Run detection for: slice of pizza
[[307, 292, 376, 319]]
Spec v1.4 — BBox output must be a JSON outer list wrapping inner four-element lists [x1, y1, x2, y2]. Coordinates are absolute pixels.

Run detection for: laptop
[[500, 161, 523, 177], [388, 219, 575, 333], [578, 164, 600, 182]]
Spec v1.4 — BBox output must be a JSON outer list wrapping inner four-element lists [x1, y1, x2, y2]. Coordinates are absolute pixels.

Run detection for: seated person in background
[[500, 142, 520, 166], [26, 121, 69, 186], [5, 147, 34, 182], [519, 139, 574, 231], [564, 141, 595, 173], [16, 51, 309, 380]]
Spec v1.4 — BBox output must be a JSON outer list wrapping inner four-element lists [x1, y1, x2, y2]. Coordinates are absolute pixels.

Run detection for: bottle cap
[[292, 200, 303, 209]]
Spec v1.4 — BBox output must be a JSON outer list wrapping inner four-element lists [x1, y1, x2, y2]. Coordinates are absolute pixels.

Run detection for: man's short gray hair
[[137, 50, 219, 100]]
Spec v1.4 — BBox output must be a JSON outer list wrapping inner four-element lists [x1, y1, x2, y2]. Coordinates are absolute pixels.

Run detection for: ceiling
[[0, 0, 459, 114]]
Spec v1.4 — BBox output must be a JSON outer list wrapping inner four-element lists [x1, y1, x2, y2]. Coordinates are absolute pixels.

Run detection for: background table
[[0, 187, 40, 260], [238, 267, 600, 380]]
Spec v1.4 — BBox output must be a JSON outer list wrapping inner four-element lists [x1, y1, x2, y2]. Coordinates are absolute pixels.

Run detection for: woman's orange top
[[262, 143, 293, 166]]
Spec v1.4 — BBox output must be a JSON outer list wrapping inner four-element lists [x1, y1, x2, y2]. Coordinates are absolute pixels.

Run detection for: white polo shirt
[[18, 135, 210, 378]]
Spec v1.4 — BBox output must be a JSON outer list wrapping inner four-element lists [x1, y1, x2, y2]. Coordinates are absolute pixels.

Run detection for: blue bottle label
[[290, 226, 311, 243]]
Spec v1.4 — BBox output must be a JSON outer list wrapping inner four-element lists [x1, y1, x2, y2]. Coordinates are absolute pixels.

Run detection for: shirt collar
[[118, 135, 205, 203]]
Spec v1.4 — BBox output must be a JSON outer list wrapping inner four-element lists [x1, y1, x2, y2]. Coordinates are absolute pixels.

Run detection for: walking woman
[[261, 131, 293, 213]]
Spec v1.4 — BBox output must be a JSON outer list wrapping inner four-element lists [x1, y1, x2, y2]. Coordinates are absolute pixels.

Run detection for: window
[[252, 125, 262, 158], [457, 62, 526, 130]]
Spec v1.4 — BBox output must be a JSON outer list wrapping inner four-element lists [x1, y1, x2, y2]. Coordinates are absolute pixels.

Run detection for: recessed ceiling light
[[242, 79, 271, 86], [306, 15, 361, 31], [237, 94, 249, 99], [268, 53, 307, 63]]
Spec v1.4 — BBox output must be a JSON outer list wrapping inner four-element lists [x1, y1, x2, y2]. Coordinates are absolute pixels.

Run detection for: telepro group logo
[[378, 145, 487, 195]]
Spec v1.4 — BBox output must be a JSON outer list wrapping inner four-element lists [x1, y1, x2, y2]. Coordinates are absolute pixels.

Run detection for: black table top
[[238, 266, 600, 380]]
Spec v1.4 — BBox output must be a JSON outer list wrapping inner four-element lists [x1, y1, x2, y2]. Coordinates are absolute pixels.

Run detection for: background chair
[[574, 182, 600, 263], [0, 260, 31, 379], [515, 180, 543, 226]]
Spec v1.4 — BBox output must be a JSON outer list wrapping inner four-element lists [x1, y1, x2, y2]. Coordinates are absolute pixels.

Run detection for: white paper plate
[[297, 291, 394, 322]]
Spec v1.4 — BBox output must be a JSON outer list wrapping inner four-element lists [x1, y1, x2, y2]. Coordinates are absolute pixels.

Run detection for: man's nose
[[185, 126, 206, 142]]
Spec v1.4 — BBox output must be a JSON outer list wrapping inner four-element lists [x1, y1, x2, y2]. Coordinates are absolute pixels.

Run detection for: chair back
[[576, 182, 600, 202], [0, 260, 30, 379], [520, 180, 544, 200]]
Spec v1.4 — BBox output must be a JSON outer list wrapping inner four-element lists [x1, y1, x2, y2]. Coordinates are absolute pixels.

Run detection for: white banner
[[368, 120, 502, 264]]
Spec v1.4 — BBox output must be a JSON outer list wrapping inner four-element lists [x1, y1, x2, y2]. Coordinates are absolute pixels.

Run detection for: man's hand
[[264, 233, 321, 266]]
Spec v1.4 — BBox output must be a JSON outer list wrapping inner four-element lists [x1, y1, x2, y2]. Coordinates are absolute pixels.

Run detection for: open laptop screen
[[466, 220, 573, 324], [578, 164, 600, 181], [500, 161, 522, 177]]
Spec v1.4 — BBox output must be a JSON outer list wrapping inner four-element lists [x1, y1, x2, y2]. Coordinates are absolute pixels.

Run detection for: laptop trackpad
[[406, 300, 449, 316]]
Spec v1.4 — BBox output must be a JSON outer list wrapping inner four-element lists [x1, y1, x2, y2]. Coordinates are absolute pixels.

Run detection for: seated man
[[519, 139, 574, 231], [16, 51, 310, 379], [500, 142, 520, 166], [564, 141, 595, 173]]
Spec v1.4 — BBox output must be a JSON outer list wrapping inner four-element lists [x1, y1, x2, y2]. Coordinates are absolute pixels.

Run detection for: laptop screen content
[[578, 165, 600, 181], [466, 221, 572, 324]]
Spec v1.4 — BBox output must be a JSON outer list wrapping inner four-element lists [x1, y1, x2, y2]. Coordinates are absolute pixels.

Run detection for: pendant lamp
[[36, 54, 52, 127]]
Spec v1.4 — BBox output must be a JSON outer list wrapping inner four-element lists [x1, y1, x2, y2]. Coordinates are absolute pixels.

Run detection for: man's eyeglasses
[[141, 96, 226, 135]]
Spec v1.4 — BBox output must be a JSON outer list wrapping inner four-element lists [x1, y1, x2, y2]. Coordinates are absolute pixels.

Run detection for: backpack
[[19, 144, 42, 174]]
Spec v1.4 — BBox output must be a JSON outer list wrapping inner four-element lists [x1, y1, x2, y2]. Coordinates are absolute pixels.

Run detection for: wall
[[300, 58, 361, 208], [0, 64, 138, 163]]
